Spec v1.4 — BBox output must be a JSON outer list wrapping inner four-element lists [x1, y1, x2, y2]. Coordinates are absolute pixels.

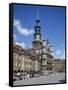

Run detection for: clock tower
[[32, 12, 42, 49]]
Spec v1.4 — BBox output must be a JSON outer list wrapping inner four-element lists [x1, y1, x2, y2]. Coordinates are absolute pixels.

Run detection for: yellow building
[[52, 59, 65, 73], [13, 44, 37, 80]]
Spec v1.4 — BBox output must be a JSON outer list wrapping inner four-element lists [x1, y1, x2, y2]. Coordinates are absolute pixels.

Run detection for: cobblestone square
[[14, 73, 65, 86]]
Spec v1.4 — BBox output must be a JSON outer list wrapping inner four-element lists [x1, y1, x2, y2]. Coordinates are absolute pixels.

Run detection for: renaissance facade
[[13, 13, 65, 80]]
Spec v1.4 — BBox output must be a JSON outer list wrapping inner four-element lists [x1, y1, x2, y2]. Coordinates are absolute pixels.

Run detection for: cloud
[[54, 49, 65, 59], [60, 50, 65, 59], [56, 50, 61, 55], [14, 19, 34, 36], [13, 34, 17, 40], [16, 42, 26, 48]]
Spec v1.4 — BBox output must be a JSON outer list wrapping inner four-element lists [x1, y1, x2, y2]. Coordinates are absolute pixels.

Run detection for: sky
[[13, 4, 66, 59]]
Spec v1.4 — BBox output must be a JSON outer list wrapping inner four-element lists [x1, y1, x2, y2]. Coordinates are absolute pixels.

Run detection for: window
[[42, 54, 47, 59], [14, 53, 18, 59], [19, 55, 21, 60]]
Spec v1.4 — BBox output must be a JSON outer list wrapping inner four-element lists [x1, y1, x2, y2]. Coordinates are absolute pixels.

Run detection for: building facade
[[13, 13, 65, 80], [52, 59, 65, 73]]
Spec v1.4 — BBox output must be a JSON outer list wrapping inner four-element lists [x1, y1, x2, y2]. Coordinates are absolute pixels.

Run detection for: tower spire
[[36, 10, 40, 26], [32, 10, 42, 49], [37, 10, 39, 20]]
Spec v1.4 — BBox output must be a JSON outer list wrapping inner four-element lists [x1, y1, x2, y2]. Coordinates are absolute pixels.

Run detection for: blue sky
[[13, 4, 65, 59]]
